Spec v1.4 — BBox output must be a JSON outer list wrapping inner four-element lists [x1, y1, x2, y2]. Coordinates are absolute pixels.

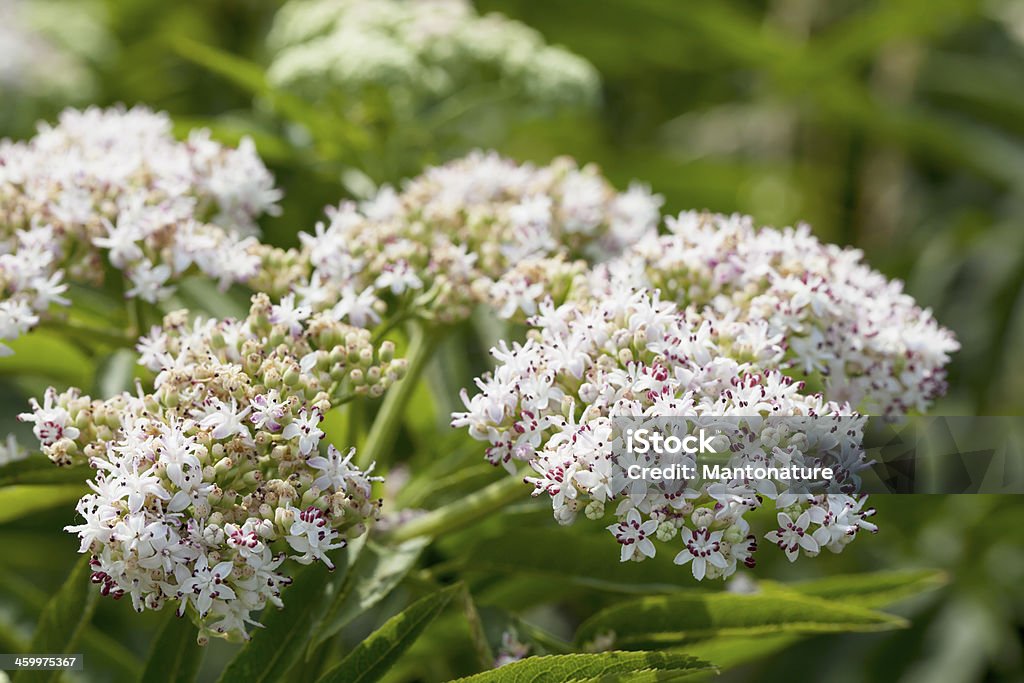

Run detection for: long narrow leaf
[[315, 583, 461, 683], [14, 555, 97, 683], [308, 538, 428, 655], [450, 652, 714, 683], [575, 591, 908, 648], [139, 613, 203, 683]]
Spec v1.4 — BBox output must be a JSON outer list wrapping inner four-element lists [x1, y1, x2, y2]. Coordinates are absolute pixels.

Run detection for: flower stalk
[[357, 322, 437, 469], [380, 473, 524, 544]]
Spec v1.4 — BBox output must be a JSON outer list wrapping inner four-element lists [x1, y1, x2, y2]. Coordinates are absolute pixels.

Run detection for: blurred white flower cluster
[[19, 294, 405, 640], [585, 212, 960, 414], [261, 151, 663, 326], [0, 106, 282, 354], [453, 276, 943, 578], [266, 0, 599, 109], [0, 0, 104, 101]]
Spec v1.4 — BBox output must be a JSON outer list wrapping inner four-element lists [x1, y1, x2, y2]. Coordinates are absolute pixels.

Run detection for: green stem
[[357, 323, 436, 469], [380, 473, 525, 544]]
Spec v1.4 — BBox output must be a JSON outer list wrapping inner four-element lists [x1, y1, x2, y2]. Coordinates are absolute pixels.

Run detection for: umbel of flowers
[[257, 151, 664, 327], [266, 0, 600, 111], [584, 211, 961, 414], [453, 275, 951, 579], [0, 106, 282, 355], [19, 294, 405, 641]]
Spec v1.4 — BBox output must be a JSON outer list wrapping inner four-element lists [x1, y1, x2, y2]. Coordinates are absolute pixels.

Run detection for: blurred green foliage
[[2, 1, 1023, 682]]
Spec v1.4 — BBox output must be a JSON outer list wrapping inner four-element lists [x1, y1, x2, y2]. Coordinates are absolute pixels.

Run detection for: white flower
[[766, 511, 820, 562], [607, 509, 658, 562], [198, 398, 253, 441], [178, 555, 237, 618], [270, 293, 311, 336], [674, 527, 728, 580], [282, 409, 323, 456], [285, 505, 345, 569]]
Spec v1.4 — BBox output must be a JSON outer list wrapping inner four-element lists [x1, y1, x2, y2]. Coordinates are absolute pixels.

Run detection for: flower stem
[[380, 473, 525, 543], [356, 322, 436, 469]]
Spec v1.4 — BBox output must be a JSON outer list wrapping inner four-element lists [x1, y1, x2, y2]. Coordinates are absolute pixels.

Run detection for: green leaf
[[450, 652, 714, 683], [13, 555, 97, 683], [779, 568, 948, 608], [462, 528, 686, 594], [139, 613, 203, 683], [94, 348, 140, 398], [315, 583, 461, 683], [308, 538, 428, 655], [574, 592, 908, 648], [0, 458, 91, 488], [216, 550, 352, 683], [0, 330, 93, 386], [0, 485, 85, 524]]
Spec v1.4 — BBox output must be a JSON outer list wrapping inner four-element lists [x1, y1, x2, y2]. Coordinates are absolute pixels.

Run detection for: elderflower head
[[255, 151, 663, 326], [18, 294, 405, 641], [267, 0, 599, 110], [0, 106, 282, 354], [584, 211, 960, 414], [453, 289, 888, 581]]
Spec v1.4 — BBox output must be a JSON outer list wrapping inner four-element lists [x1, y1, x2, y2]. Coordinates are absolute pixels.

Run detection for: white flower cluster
[[0, 106, 282, 354], [0, 0, 100, 100], [267, 0, 599, 110], [18, 294, 406, 641], [0, 434, 27, 466], [266, 151, 663, 326], [584, 212, 960, 414], [453, 290, 883, 580]]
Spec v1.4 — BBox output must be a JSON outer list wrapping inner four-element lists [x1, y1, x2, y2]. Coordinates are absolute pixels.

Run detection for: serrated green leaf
[[0, 458, 90, 488], [574, 591, 908, 648], [451, 652, 714, 683], [0, 485, 85, 524], [217, 550, 352, 683], [778, 569, 948, 608], [13, 555, 97, 683], [308, 538, 428, 655], [139, 613, 203, 683], [315, 583, 461, 683]]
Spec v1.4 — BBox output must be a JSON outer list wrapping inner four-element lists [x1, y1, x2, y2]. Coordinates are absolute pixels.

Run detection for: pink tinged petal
[[638, 538, 656, 559], [798, 535, 819, 552], [640, 520, 659, 535], [213, 562, 233, 579], [776, 512, 791, 528]]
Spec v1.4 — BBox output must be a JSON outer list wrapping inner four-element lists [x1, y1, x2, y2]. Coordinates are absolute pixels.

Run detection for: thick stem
[[357, 323, 436, 469], [380, 473, 525, 544]]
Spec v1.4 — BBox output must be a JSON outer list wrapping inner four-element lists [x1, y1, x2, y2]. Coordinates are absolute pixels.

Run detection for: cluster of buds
[[453, 289, 885, 580], [583, 212, 960, 414], [267, 0, 599, 111], [271, 151, 663, 326], [18, 294, 405, 641], [0, 106, 282, 353]]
